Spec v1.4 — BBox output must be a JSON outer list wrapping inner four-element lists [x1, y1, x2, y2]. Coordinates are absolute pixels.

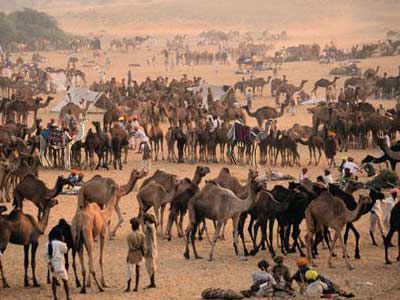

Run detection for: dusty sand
[[1, 49, 400, 300]]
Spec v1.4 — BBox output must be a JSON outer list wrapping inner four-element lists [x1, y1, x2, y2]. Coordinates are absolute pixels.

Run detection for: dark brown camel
[[0, 199, 58, 288], [165, 166, 211, 240], [297, 135, 325, 166], [13, 175, 68, 219], [311, 76, 340, 96], [243, 103, 287, 128]]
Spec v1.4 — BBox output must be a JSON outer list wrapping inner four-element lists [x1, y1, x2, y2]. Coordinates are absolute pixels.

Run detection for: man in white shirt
[[208, 115, 220, 133], [46, 237, 71, 300], [383, 189, 398, 229], [341, 157, 360, 176]]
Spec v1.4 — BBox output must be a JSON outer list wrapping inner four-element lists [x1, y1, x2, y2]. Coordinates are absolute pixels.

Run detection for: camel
[[243, 103, 286, 128], [78, 169, 146, 237], [26, 96, 54, 124], [39, 116, 88, 169], [305, 192, 371, 270], [310, 76, 340, 96], [384, 202, 400, 264], [275, 80, 308, 104], [71, 191, 117, 293], [362, 140, 400, 171], [59, 101, 92, 127], [184, 169, 260, 261], [374, 138, 400, 170], [165, 166, 210, 239], [103, 105, 125, 132], [0, 199, 58, 288], [148, 121, 164, 161], [13, 175, 68, 219], [297, 135, 325, 166], [138, 169, 179, 224]]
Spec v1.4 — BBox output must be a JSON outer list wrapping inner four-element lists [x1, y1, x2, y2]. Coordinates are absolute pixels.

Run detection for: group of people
[[45, 213, 158, 300], [244, 256, 354, 298]]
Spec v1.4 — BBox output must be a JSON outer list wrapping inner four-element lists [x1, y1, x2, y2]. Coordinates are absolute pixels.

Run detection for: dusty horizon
[[2, 0, 400, 47]]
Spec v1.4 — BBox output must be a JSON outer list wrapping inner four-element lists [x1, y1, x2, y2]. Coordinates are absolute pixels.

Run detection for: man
[[342, 157, 361, 178], [125, 218, 146, 293], [299, 167, 309, 184], [208, 114, 221, 133], [245, 87, 253, 110], [143, 213, 157, 289], [271, 256, 292, 292], [383, 188, 398, 230]]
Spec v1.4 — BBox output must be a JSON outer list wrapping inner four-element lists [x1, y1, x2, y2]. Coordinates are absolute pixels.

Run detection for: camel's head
[[358, 194, 372, 208], [196, 166, 210, 178], [132, 169, 147, 179], [248, 168, 259, 183]]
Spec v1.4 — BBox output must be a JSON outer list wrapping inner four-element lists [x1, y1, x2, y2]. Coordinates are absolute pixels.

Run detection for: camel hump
[[205, 180, 218, 186]]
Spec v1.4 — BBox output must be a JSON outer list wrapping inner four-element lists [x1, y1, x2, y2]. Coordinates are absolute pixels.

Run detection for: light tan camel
[[71, 192, 117, 294], [78, 169, 146, 237], [305, 192, 371, 270], [184, 169, 260, 261]]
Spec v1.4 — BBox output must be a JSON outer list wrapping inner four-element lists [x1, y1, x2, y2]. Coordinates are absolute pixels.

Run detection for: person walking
[[125, 218, 146, 293], [45, 231, 71, 300]]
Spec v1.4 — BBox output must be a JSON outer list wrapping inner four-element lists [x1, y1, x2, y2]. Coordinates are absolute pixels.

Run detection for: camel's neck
[[345, 200, 365, 223], [38, 206, 52, 233], [241, 183, 257, 212], [192, 173, 204, 186], [245, 106, 255, 117], [47, 178, 64, 199], [120, 175, 139, 197]]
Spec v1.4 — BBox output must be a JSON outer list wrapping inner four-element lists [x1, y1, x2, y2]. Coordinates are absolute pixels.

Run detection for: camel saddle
[[47, 129, 65, 147], [228, 123, 251, 146]]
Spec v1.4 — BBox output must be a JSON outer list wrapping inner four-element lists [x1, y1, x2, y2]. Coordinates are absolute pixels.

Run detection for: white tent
[[187, 83, 232, 108], [51, 87, 109, 113]]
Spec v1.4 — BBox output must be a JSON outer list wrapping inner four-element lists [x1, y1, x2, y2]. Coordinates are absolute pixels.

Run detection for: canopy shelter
[[187, 83, 233, 108], [51, 87, 110, 113]]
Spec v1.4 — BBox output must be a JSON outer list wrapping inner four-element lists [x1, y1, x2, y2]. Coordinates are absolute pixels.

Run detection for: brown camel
[[297, 135, 325, 166], [26, 96, 54, 123], [243, 103, 286, 128], [71, 191, 117, 293], [59, 101, 92, 127], [103, 104, 125, 131], [305, 192, 371, 270], [137, 180, 179, 235], [311, 76, 340, 96], [0, 199, 58, 288], [184, 169, 260, 261], [165, 166, 210, 239], [148, 120, 164, 161], [13, 175, 69, 219], [275, 80, 308, 104], [78, 169, 146, 237]]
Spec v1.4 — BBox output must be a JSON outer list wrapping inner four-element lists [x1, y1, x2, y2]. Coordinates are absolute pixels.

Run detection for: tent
[[51, 87, 110, 113], [187, 83, 233, 108]]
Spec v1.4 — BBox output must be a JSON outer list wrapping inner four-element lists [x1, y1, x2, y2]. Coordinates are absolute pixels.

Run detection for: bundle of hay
[[367, 169, 399, 190], [202, 288, 244, 299]]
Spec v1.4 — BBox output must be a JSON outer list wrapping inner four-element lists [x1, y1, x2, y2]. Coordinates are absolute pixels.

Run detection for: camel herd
[[2, 163, 400, 294]]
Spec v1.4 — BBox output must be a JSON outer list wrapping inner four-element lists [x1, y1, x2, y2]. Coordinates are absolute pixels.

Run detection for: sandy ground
[[1, 50, 400, 300]]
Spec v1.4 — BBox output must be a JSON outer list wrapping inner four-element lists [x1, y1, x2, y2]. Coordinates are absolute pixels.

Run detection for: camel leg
[[209, 221, 223, 261], [384, 228, 396, 264], [24, 245, 30, 287], [84, 233, 104, 292], [110, 203, 122, 238], [153, 205, 161, 234], [183, 224, 192, 259], [0, 252, 10, 288], [31, 242, 40, 287], [160, 204, 166, 237], [346, 223, 360, 259], [99, 232, 108, 288], [78, 246, 87, 293], [238, 214, 248, 256], [178, 213, 185, 237], [336, 229, 354, 270], [72, 249, 81, 287], [306, 231, 316, 267]]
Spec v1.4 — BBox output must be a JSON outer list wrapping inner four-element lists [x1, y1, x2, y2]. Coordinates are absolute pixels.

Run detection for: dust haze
[[2, 0, 400, 45]]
